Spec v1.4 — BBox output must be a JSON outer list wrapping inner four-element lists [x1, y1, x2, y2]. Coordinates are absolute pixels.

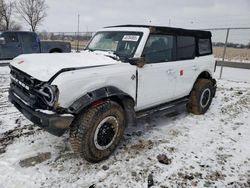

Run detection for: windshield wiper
[[87, 49, 121, 61], [98, 51, 121, 61], [105, 53, 120, 61], [86, 48, 94, 52]]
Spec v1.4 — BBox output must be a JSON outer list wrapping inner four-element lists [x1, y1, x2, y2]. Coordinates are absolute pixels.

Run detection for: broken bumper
[[8, 90, 74, 137]]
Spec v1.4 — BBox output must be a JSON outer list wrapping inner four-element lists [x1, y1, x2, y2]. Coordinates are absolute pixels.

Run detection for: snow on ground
[[0, 60, 10, 66], [215, 66, 250, 83], [0, 66, 250, 188]]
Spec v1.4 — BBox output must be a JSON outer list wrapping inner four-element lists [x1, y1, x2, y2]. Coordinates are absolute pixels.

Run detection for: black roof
[[107, 24, 211, 38]]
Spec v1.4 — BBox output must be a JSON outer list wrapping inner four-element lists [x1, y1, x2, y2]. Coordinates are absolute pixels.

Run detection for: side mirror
[[0, 37, 6, 45], [128, 57, 146, 68]]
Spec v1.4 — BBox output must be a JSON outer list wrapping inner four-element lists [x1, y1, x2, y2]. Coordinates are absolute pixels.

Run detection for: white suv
[[9, 25, 217, 162]]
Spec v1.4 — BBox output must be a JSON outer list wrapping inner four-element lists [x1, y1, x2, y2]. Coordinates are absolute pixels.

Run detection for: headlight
[[39, 84, 59, 107]]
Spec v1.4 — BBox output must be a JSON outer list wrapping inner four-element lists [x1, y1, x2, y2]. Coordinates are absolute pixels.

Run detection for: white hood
[[10, 51, 119, 81]]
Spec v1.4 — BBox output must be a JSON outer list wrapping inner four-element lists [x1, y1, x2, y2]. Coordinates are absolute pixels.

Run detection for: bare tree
[[0, 0, 16, 30], [15, 0, 48, 32], [0, 0, 6, 30], [11, 22, 22, 30], [0, 14, 3, 30]]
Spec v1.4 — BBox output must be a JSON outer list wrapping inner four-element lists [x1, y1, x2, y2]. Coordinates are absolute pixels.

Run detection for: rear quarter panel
[[197, 55, 216, 78], [190, 54, 215, 91]]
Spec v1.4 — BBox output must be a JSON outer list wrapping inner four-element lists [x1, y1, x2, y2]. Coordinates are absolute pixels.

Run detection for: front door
[[0, 32, 22, 59], [136, 34, 177, 110]]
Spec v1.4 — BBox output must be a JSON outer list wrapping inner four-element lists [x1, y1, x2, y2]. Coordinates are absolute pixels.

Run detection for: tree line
[[213, 42, 250, 49], [0, 0, 47, 32]]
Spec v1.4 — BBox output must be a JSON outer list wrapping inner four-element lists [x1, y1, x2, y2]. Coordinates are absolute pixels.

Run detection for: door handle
[[166, 69, 174, 74]]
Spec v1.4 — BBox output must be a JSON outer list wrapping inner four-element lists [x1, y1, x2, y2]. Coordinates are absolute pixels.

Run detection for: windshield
[[86, 31, 143, 59]]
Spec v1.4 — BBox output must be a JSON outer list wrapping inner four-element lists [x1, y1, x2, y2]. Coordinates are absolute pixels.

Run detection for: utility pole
[[77, 14, 80, 52], [86, 25, 89, 40], [168, 19, 171, 27], [219, 28, 230, 79]]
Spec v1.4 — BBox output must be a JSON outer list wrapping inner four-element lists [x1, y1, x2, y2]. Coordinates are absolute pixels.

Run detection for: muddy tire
[[69, 100, 125, 163], [187, 79, 214, 115]]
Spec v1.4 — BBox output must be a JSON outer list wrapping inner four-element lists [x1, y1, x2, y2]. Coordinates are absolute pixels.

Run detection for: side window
[[198, 38, 212, 55], [22, 33, 37, 43], [177, 36, 195, 60], [2, 33, 18, 43], [143, 34, 174, 63]]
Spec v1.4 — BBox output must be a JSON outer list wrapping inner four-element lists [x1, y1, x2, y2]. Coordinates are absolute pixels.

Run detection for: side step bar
[[136, 97, 189, 118]]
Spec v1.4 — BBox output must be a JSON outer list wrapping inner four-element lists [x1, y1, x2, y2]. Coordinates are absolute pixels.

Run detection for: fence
[[38, 31, 95, 51], [204, 27, 250, 78]]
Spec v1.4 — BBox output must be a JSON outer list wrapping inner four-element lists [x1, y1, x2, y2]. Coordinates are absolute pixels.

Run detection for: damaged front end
[[8, 65, 74, 136]]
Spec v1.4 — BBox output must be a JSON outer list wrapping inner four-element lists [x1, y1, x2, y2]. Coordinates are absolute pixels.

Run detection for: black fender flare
[[190, 71, 213, 92], [68, 86, 137, 126], [190, 72, 217, 98]]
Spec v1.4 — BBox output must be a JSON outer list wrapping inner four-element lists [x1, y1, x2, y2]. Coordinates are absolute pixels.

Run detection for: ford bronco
[[9, 25, 216, 162]]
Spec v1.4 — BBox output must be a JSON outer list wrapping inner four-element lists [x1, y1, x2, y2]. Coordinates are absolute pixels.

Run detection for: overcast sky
[[16, 0, 249, 43], [39, 0, 250, 32]]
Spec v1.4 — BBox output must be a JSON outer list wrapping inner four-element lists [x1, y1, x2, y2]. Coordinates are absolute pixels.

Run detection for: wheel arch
[[197, 70, 212, 80], [49, 48, 63, 53], [68, 86, 136, 127], [189, 70, 213, 96]]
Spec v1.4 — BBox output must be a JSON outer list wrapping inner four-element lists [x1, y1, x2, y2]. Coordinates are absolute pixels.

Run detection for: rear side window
[[177, 36, 195, 60], [198, 38, 212, 55]]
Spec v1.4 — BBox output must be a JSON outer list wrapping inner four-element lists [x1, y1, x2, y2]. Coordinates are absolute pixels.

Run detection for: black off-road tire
[[69, 100, 125, 163], [187, 79, 214, 115]]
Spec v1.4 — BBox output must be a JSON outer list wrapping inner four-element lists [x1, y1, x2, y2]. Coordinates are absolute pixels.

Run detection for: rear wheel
[[69, 100, 125, 163], [187, 79, 214, 115]]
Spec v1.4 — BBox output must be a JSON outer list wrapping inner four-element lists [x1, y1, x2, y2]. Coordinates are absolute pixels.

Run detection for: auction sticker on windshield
[[122, 35, 140, 42]]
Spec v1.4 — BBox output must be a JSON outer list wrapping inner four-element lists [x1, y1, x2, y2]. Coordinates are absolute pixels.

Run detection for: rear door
[[20, 32, 40, 54], [1, 32, 22, 59], [136, 34, 177, 110], [174, 36, 198, 98]]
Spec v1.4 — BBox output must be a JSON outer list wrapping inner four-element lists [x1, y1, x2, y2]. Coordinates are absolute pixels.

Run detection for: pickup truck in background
[[0, 31, 71, 60]]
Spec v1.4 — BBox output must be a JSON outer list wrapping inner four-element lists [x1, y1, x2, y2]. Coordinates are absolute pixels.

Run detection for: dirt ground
[[213, 47, 250, 62]]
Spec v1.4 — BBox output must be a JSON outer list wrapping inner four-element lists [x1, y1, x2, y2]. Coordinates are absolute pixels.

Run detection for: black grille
[[10, 66, 36, 88], [9, 66, 47, 109]]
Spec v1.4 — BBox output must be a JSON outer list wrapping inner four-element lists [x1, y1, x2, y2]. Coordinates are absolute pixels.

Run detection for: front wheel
[[69, 100, 125, 163], [187, 79, 214, 115]]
